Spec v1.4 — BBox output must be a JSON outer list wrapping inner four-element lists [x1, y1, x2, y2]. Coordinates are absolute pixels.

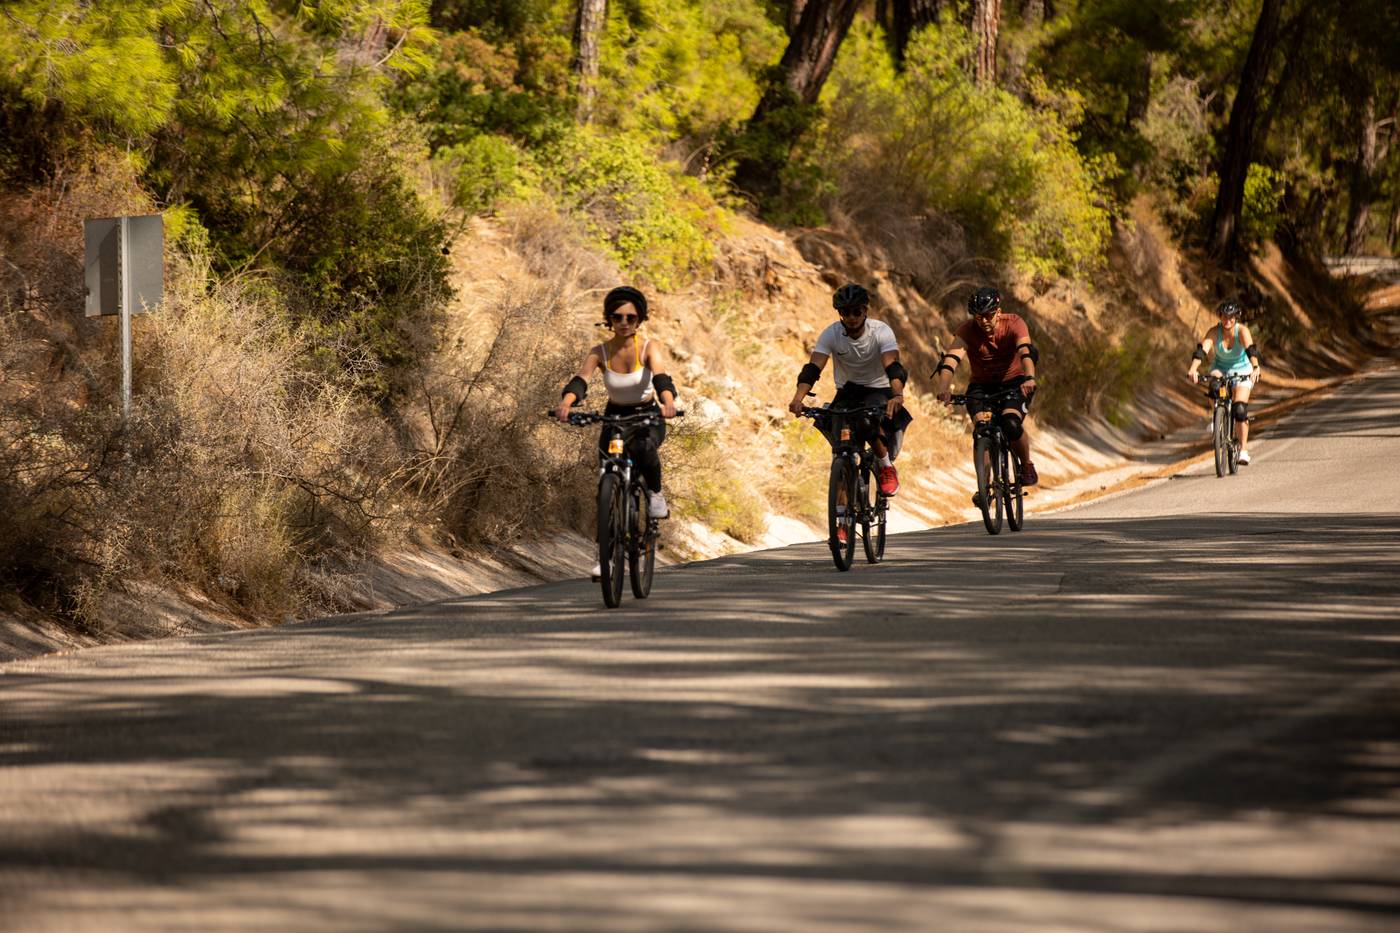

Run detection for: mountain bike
[[950, 387, 1027, 535], [798, 401, 890, 571], [554, 409, 680, 608], [1204, 374, 1250, 478]]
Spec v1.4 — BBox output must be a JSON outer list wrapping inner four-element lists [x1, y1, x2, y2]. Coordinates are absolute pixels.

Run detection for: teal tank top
[[1211, 324, 1251, 374]]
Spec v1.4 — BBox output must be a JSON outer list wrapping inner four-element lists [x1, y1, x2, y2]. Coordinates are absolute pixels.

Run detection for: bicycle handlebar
[[947, 387, 1027, 406], [797, 403, 886, 421], [547, 409, 685, 427]]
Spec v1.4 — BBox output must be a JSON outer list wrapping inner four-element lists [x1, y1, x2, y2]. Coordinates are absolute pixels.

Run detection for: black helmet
[[603, 285, 648, 322], [1216, 298, 1242, 318], [832, 283, 870, 314], [968, 286, 1001, 316]]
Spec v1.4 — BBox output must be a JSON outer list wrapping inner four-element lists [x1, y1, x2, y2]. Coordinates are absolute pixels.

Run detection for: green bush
[[541, 126, 729, 288], [1241, 162, 1284, 248], [594, 0, 785, 144], [813, 23, 1111, 276], [435, 134, 540, 215]]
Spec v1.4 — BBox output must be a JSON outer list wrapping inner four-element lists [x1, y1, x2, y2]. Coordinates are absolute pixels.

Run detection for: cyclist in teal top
[[1187, 299, 1263, 464]]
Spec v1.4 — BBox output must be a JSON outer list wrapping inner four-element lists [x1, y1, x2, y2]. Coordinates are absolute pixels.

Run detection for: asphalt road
[[3, 364, 1399, 932]]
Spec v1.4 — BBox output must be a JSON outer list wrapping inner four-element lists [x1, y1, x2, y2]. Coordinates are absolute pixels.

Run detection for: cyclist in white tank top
[[556, 286, 679, 524]]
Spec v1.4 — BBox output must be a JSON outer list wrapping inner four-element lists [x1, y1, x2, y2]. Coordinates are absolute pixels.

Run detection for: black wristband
[[562, 375, 587, 401]]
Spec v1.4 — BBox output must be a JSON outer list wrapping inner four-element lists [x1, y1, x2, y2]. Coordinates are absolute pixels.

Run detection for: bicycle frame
[[1206, 374, 1248, 477], [554, 408, 674, 607], [800, 402, 889, 569], [950, 388, 1026, 534]]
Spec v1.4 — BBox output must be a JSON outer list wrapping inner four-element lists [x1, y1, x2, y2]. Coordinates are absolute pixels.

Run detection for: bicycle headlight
[[839, 427, 851, 441], [974, 411, 993, 423], [608, 437, 624, 455], [1218, 386, 1228, 398]]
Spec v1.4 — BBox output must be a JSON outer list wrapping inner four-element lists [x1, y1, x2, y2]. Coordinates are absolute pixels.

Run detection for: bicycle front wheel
[[828, 456, 857, 571], [861, 463, 885, 564], [974, 435, 1003, 535], [597, 472, 626, 608], [1004, 447, 1024, 532], [1212, 405, 1228, 478], [629, 481, 655, 599]]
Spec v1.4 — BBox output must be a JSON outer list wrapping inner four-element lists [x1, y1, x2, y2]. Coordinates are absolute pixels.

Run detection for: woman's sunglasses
[[609, 313, 639, 323]]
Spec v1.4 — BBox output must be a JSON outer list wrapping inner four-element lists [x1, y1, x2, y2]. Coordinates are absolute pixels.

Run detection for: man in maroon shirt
[[933, 286, 1040, 489]]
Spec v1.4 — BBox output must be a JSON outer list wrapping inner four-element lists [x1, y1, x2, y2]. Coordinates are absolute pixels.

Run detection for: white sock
[[878, 455, 892, 468]]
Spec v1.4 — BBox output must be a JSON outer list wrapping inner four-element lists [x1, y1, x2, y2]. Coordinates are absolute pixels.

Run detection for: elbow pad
[[884, 361, 908, 385], [797, 362, 822, 387], [1246, 347, 1260, 365], [932, 353, 959, 378], [1192, 347, 1208, 362], [562, 375, 588, 401], [1017, 342, 1039, 364], [652, 373, 677, 399]]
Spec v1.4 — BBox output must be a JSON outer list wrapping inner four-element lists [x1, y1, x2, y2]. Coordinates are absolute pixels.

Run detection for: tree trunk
[[971, 0, 1001, 87], [789, 0, 810, 35], [572, 0, 607, 123], [732, 0, 864, 207], [1344, 90, 1381, 255], [890, 0, 944, 68], [1208, 0, 1283, 265]]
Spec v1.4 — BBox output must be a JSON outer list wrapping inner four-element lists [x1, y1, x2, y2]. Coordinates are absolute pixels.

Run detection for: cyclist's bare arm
[[934, 338, 968, 402], [789, 351, 830, 415], [644, 340, 678, 417], [556, 346, 604, 420]]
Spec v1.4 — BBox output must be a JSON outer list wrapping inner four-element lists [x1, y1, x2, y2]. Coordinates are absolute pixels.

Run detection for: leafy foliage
[[815, 23, 1111, 276], [541, 127, 729, 288]]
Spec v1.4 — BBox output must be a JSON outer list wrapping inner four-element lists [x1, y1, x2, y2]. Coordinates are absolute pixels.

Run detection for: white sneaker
[[1238, 449, 1251, 465], [647, 491, 669, 518], [589, 562, 601, 581]]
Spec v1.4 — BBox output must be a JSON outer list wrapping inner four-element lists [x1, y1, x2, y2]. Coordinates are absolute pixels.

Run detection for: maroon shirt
[[955, 313, 1032, 383]]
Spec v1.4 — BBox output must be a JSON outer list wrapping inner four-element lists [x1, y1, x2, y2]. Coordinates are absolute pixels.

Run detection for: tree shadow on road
[[3, 512, 1399, 929]]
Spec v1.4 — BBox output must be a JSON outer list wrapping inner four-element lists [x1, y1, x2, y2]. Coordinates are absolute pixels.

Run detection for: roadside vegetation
[[0, 1, 1395, 643]]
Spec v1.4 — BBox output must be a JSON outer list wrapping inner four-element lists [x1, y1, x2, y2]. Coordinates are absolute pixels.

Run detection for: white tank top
[[601, 336, 654, 405]]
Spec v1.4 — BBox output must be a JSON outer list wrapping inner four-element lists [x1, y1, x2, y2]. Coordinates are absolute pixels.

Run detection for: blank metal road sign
[[84, 214, 163, 317]]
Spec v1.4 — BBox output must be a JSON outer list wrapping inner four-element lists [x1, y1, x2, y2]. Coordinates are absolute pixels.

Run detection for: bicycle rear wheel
[[628, 481, 655, 599], [828, 456, 857, 571], [1004, 447, 1024, 532], [1212, 405, 1228, 477], [597, 472, 626, 608], [974, 435, 1003, 535]]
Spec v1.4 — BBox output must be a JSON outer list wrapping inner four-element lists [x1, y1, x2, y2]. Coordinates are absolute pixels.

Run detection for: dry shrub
[[401, 250, 600, 544], [135, 254, 392, 615]]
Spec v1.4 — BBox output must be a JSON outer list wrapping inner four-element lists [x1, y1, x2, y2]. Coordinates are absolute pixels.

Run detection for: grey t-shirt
[[814, 319, 899, 388]]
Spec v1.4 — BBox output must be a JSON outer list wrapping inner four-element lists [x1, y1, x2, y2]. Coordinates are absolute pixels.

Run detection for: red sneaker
[[1018, 460, 1039, 487], [877, 464, 899, 496], [835, 526, 848, 545]]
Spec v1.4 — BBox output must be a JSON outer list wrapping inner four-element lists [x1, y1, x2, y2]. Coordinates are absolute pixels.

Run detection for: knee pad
[[999, 412, 1025, 442], [1231, 401, 1248, 423]]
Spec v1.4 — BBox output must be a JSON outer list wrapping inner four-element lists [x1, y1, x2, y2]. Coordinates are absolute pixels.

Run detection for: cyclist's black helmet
[[604, 285, 648, 322], [832, 283, 870, 313], [968, 286, 1001, 316], [1217, 298, 1242, 318]]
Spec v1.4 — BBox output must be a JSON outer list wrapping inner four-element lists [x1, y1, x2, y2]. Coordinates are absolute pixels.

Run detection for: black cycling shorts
[[965, 376, 1034, 418], [820, 384, 914, 460]]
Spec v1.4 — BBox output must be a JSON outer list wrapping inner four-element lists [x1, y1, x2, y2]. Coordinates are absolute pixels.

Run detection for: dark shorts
[[822, 384, 914, 461], [965, 376, 1034, 418], [599, 401, 666, 453]]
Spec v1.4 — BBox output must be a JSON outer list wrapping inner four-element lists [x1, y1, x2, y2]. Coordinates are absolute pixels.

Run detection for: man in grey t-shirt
[[787, 284, 912, 504]]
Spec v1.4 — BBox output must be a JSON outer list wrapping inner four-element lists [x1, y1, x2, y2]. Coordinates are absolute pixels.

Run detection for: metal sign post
[[84, 215, 163, 422]]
